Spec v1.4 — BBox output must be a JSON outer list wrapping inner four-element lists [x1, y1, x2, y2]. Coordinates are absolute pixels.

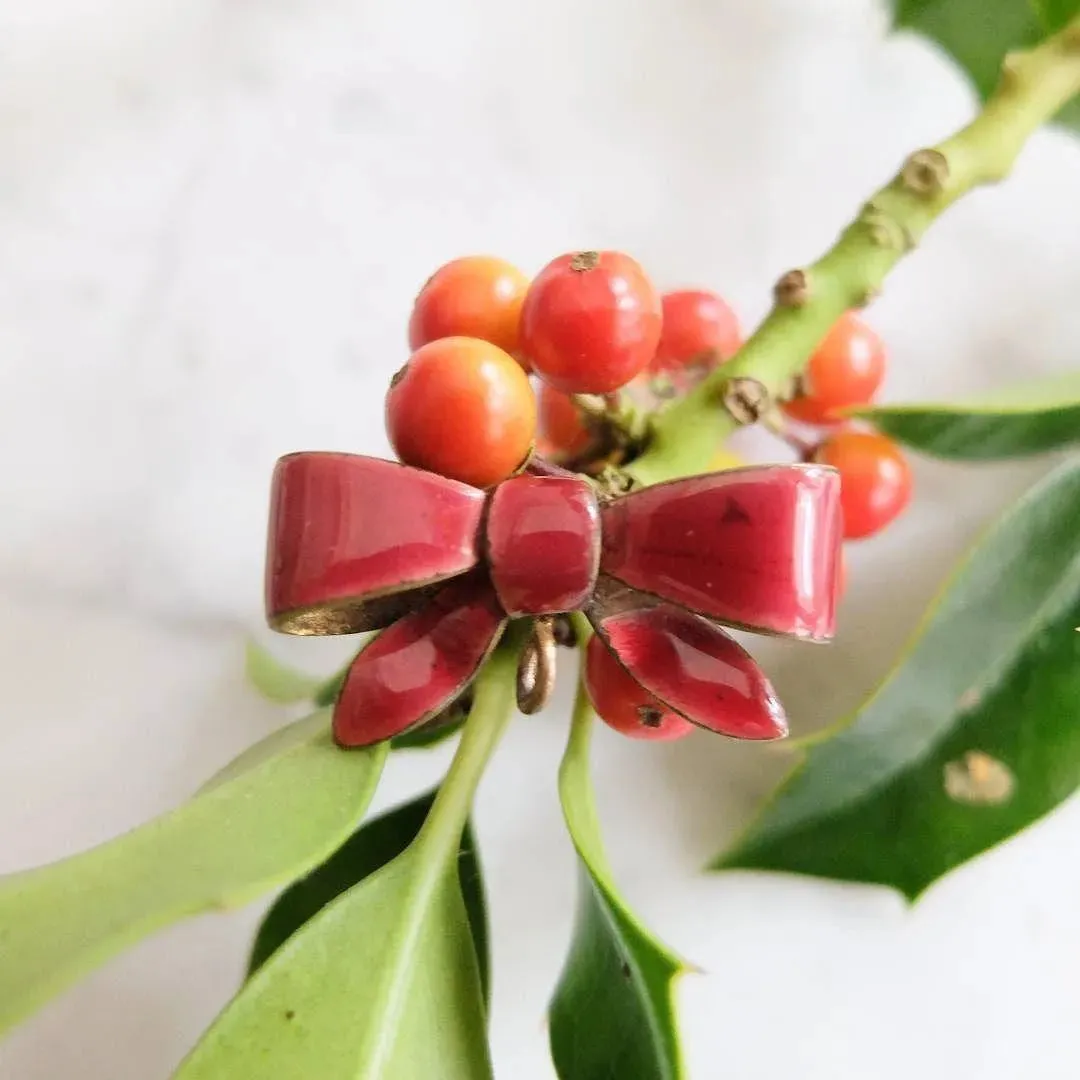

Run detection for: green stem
[[564, 663, 597, 777], [558, 618, 617, 881], [414, 621, 528, 860], [628, 14, 1080, 487]]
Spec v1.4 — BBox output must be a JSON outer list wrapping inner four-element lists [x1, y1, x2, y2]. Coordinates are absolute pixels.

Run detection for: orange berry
[[783, 313, 886, 425], [386, 337, 536, 488], [536, 383, 595, 460], [652, 289, 741, 372], [814, 430, 911, 540], [408, 256, 530, 366]]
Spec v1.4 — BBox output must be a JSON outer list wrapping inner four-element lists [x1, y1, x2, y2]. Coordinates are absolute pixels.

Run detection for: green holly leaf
[[245, 639, 324, 704], [248, 789, 490, 1009], [549, 680, 690, 1080], [714, 456, 1080, 900], [176, 850, 488, 1080], [171, 631, 526, 1080], [858, 372, 1080, 459], [891, 0, 1080, 130], [0, 710, 386, 1035], [1034, 0, 1080, 33]]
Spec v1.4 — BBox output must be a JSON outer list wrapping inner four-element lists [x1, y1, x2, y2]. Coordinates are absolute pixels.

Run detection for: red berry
[[584, 634, 694, 741], [814, 430, 911, 540], [520, 250, 662, 394], [408, 256, 530, 365], [783, 313, 886, 425], [651, 289, 741, 372], [386, 337, 536, 489], [536, 383, 594, 460]]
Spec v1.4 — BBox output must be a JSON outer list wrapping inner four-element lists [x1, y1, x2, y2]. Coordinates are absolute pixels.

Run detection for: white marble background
[[2, 0, 1080, 1076]]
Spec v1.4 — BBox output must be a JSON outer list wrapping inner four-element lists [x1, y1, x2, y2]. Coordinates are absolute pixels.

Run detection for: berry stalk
[[628, 13, 1080, 487]]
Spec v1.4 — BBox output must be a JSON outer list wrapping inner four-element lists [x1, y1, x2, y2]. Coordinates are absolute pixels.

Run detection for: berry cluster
[[384, 249, 903, 740], [388, 250, 742, 487]]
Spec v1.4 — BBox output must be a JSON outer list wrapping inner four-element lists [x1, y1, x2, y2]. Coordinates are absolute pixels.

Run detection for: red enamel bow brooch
[[264, 452, 843, 747]]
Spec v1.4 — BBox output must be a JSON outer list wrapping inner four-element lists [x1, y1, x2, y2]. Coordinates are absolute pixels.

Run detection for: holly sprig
[[629, 12, 1080, 487], [2, 10, 1080, 1080]]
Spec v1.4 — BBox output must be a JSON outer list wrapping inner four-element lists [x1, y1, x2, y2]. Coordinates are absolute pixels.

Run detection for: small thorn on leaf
[[620, 960, 632, 979], [943, 750, 1014, 806], [570, 250, 600, 272]]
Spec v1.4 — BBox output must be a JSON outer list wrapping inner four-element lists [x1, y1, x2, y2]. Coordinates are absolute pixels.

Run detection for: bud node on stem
[[721, 377, 771, 426], [773, 269, 810, 307], [862, 207, 914, 251], [900, 148, 950, 197]]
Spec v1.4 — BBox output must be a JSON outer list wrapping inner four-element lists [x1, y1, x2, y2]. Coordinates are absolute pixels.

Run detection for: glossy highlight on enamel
[[591, 603, 787, 740], [486, 474, 601, 616], [266, 453, 485, 635], [333, 575, 506, 747], [599, 464, 842, 640]]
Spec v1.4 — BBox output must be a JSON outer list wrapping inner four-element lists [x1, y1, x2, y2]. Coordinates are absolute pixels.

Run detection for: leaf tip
[[706, 829, 768, 875]]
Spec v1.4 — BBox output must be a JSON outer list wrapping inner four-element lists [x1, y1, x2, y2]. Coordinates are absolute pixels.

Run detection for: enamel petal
[[486, 473, 600, 616], [333, 575, 506, 748], [590, 601, 787, 740], [267, 452, 485, 635], [599, 464, 842, 640]]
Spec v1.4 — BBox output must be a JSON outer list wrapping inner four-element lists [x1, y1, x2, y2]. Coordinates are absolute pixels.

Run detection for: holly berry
[[813, 429, 911, 540], [386, 336, 536, 489], [783, 313, 886, 425], [408, 256, 530, 364], [584, 634, 694, 741], [536, 383, 595, 460], [520, 250, 662, 394], [651, 289, 741, 373]]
